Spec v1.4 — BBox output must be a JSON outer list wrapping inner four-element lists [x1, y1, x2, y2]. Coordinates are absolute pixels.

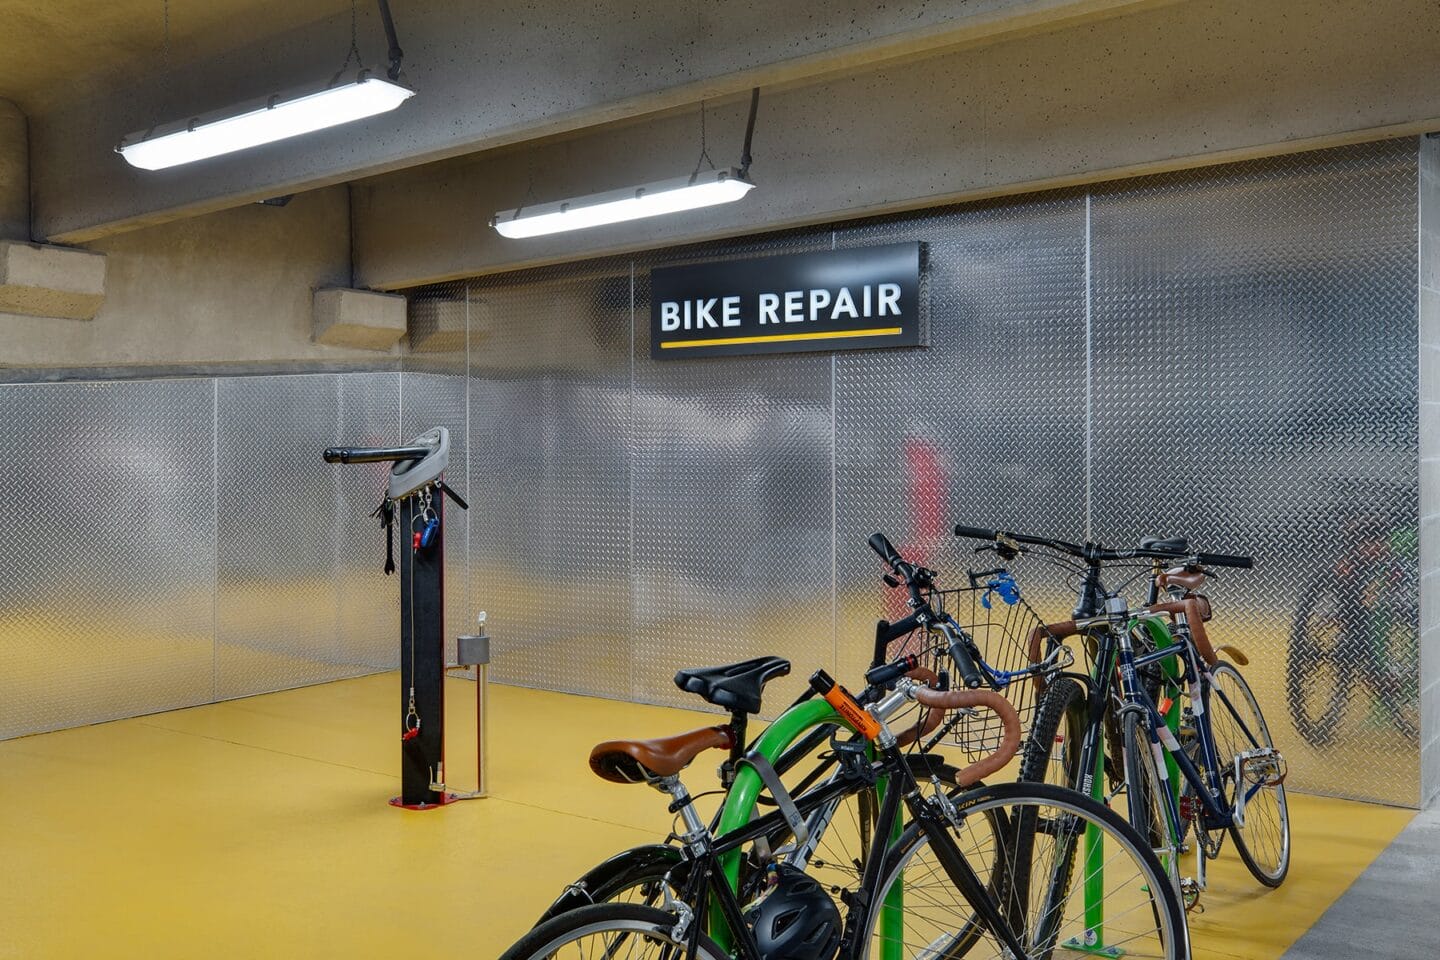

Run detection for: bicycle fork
[[905, 786, 1033, 960]]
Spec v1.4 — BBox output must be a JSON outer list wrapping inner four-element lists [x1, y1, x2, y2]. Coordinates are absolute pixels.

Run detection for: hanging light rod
[[116, 73, 412, 170], [116, 0, 411, 170], [493, 88, 761, 239], [492, 168, 755, 239]]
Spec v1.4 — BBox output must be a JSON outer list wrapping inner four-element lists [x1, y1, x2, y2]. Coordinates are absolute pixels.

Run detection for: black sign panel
[[650, 242, 924, 359]]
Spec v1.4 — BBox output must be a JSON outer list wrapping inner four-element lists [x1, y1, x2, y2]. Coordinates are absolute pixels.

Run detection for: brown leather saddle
[[589, 656, 791, 784]]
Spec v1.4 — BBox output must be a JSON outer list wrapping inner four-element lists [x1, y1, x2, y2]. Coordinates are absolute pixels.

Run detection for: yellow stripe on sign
[[660, 326, 904, 350]]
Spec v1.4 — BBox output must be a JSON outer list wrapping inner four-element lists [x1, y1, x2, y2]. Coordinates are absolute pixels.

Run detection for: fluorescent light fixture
[[116, 74, 414, 171], [492, 168, 756, 239]]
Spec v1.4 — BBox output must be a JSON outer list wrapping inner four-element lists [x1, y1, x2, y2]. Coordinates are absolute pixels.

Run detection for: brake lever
[[975, 542, 1019, 561], [882, 573, 901, 588]]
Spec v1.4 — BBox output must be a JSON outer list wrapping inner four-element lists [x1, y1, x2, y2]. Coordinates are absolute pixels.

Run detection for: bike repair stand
[[324, 427, 473, 810]]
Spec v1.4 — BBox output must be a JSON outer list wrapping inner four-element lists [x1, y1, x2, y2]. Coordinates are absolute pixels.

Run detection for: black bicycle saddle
[[674, 656, 791, 714], [1140, 536, 1190, 554]]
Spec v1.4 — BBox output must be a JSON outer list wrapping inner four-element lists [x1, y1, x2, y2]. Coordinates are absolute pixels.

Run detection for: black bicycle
[[501, 656, 1189, 960], [533, 534, 1055, 924]]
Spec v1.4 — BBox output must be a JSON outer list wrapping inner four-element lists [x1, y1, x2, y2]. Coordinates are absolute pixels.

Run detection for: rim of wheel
[[1212, 662, 1290, 884]]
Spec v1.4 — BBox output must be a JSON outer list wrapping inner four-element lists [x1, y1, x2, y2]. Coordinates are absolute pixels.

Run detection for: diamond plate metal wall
[[465, 266, 633, 698], [631, 231, 836, 711], [833, 195, 1089, 685], [0, 380, 216, 738], [452, 140, 1420, 805], [1090, 141, 1420, 805], [216, 373, 401, 699]]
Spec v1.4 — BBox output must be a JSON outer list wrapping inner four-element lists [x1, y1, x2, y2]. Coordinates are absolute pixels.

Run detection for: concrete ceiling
[[22, 0, 1187, 243], [0, 0, 351, 114]]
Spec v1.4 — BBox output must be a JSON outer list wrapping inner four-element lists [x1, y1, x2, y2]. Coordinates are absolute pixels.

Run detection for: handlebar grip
[[323, 445, 432, 464], [1195, 551, 1253, 569], [947, 636, 985, 689], [868, 532, 903, 568], [953, 525, 997, 541]]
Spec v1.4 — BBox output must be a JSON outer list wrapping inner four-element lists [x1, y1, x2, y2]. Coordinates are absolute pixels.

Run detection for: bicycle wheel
[[863, 782, 1188, 960], [1018, 677, 1087, 791], [500, 903, 725, 960], [1209, 661, 1290, 887], [1286, 574, 1350, 746], [1121, 712, 1181, 892]]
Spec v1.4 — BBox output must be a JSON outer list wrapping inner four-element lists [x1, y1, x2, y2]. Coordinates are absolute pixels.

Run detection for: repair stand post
[[395, 492, 449, 808], [324, 428, 464, 810]]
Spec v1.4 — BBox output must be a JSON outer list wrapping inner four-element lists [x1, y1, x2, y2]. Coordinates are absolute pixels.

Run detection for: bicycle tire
[[1018, 677, 1087, 790], [1210, 661, 1291, 887], [499, 903, 726, 960], [1121, 712, 1181, 893], [864, 781, 1189, 960], [1286, 573, 1350, 746]]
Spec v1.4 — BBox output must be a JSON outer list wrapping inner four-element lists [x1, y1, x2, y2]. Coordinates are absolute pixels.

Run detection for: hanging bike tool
[[324, 427, 470, 809]]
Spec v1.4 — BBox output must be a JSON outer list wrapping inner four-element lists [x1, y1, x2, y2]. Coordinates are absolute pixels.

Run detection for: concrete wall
[[0, 99, 26, 240], [0, 186, 394, 369], [1421, 136, 1440, 810], [355, 0, 1440, 290]]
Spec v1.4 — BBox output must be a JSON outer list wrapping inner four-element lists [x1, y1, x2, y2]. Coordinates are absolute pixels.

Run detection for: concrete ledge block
[[408, 295, 467, 354], [312, 288, 406, 351], [0, 241, 106, 320]]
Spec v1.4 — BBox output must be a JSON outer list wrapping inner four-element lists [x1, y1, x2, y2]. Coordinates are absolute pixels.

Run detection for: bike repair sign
[[649, 242, 926, 359]]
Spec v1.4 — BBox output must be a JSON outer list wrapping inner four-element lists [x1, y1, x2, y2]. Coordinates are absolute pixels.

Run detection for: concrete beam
[[0, 99, 27, 240], [353, 0, 1440, 290], [0, 240, 106, 319], [0, 187, 362, 369], [312, 287, 406, 351], [33, 0, 1175, 243]]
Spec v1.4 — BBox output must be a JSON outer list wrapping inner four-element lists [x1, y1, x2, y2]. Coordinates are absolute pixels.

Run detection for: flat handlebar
[[954, 524, 1252, 569], [323, 445, 432, 464]]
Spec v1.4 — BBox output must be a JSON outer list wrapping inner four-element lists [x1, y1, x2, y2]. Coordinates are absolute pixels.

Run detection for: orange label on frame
[[823, 687, 883, 740]]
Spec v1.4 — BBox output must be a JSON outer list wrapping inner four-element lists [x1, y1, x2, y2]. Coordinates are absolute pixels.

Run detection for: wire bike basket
[[890, 568, 1069, 762]]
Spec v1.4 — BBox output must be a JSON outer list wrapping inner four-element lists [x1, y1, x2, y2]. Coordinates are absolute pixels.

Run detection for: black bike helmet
[[746, 865, 842, 960]]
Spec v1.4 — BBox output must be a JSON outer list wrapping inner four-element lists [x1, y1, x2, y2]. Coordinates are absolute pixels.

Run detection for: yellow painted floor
[[0, 673, 1415, 959]]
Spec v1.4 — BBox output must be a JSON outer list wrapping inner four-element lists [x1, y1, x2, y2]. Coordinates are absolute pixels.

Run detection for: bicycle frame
[[675, 713, 1030, 960], [1069, 603, 1272, 904]]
